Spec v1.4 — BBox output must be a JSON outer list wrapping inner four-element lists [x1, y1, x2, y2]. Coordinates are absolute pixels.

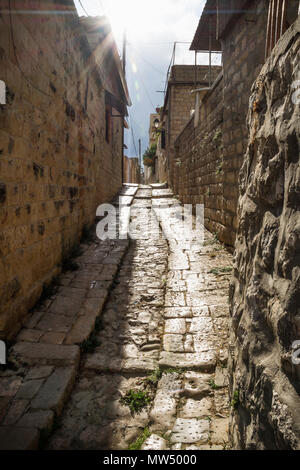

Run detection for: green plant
[[161, 278, 167, 287], [120, 389, 151, 415], [208, 266, 232, 275], [213, 127, 223, 147], [231, 390, 239, 409], [216, 160, 223, 175], [143, 144, 157, 167], [128, 427, 151, 450], [209, 379, 221, 390], [147, 368, 163, 386]]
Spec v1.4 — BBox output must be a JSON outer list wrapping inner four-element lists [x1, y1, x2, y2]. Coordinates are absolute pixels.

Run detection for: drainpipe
[[190, 87, 212, 128]]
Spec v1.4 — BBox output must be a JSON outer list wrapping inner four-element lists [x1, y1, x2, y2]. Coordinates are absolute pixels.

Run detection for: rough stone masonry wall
[[173, 0, 268, 247], [0, 1, 123, 339], [229, 18, 300, 449]]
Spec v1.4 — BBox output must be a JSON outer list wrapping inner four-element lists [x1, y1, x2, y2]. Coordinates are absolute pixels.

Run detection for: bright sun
[[105, 0, 161, 41], [75, 0, 168, 43]]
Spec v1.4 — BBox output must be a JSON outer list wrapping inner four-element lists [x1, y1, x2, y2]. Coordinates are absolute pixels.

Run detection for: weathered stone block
[[11, 342, 80, 366], [31, 366, 76, 415]]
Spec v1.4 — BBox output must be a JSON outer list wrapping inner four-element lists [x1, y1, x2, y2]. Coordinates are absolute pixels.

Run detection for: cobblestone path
[[48, 186, 232, 450], [0, 185, 232, 450]]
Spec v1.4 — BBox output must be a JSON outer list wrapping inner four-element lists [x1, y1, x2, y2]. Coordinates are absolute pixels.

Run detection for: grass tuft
[[120, 389, 151, 415], [128, 427, 151, 450]]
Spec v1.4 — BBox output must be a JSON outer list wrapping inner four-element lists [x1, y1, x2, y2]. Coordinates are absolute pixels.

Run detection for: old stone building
[[0, 1, 130, 339], [160, 64, 221, 189], [167, 0, 299, 247], [229, 13, 300, 450], [123, 156, 140, 184]]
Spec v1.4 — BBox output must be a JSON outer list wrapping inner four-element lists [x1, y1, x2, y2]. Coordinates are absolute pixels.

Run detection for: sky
[[74, 0, 206, 160]]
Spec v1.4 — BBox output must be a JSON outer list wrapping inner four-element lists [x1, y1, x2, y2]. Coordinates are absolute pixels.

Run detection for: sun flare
[[105, 0, 162, 42]]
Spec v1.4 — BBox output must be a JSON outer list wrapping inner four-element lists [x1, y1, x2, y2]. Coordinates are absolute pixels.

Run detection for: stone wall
[[172, 0, 268, 247], [229, 18, 300, 450], [123, 157, 140, 184], [163, 65, 221, 190], [0, 1, 124, 339], [174, 75, 227, 240]]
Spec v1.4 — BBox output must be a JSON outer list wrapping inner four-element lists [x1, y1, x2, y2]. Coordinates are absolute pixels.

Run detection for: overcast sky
[[74, 0, 206, 159]]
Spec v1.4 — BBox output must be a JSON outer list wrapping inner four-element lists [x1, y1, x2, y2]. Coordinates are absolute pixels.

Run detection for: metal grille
[[265, 0, 299, 58]]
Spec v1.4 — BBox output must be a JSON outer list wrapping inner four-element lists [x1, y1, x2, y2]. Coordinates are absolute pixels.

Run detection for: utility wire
[[128, 43, 166, 77], [8, 0, 51, 97], [97, 0, 106, 15], [128, 110, 138, 157], [78, 0, 89, 16]]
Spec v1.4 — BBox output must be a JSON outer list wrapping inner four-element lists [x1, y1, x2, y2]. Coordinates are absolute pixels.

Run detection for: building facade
[[0, 1, 130, 339]]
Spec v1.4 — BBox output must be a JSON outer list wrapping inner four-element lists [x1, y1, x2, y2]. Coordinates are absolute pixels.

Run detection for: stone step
[[0, 426, 39, 450], [11, 342, 80, 367], [159, 351, 216, 372]]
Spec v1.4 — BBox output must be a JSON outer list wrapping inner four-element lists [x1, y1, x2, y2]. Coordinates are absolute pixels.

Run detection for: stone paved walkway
[[0, 184, 232, 450]]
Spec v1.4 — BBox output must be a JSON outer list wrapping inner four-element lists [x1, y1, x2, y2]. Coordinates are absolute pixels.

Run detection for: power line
[[78, 0, 89, 16], [131, 58, 156, 110], [128, 44, 166, 77], [128, 111, 138, 157], [8, 0, 51, 98], [97, 0, 106, 14]]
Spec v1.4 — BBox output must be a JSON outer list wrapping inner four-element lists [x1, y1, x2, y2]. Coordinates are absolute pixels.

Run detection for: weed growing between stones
[[147, 368, 163, 386], [209, 379, 221, 390], [120, 389, 151, 415], [128, 427, 151, 450], [231, 390, 239, 410], [208, 266, 232, 275]]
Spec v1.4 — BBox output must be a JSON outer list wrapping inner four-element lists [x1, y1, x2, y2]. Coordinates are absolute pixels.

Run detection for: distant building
[[123, 157, 140, 184]]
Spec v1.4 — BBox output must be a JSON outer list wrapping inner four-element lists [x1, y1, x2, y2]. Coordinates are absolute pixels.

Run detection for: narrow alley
[[0, 185, 231, 450], [1, 0, 299, 455]]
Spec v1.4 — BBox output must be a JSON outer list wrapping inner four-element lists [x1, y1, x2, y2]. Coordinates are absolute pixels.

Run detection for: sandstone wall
[[172, 0, 268, 247], [123, 157, 140, 184], [229, 18, 300, 449], [174, 75, 226, 240], [0, 1, 124, 339]]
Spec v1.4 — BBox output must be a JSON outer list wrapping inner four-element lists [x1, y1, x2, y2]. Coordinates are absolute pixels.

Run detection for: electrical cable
[[128, 110, 138, 157], [8, 0, 51, 98], [78, 0, 89, 16]]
